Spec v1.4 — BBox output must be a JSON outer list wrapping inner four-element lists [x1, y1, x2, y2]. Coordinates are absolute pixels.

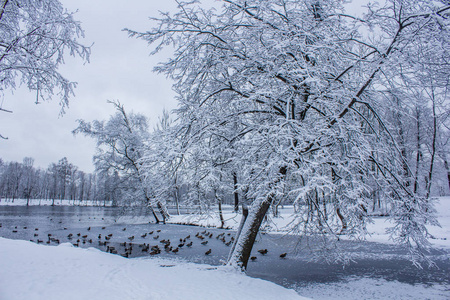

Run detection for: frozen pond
[[0, 205, 449, 297]]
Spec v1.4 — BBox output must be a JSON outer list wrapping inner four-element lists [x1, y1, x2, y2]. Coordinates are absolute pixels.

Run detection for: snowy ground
[[0, 237, 306, 300]]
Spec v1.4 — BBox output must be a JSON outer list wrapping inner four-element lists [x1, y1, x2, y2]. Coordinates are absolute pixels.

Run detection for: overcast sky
[[0, 0, 365, 173], [0, 0, 183, 173]]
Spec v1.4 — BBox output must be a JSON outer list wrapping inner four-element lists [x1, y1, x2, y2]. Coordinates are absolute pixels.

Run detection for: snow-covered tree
[[21, 157, 36, 205], [0, 0, 90, 138], [128, 0, 449, 269], [73, 100, 170, 223], [0, 0, 90, 106], [140, 110, 186, 215]]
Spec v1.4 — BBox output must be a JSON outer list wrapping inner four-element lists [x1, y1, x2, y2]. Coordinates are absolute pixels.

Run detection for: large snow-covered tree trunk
[[228, 204, 248, 262], [227, 195, 273, 270]]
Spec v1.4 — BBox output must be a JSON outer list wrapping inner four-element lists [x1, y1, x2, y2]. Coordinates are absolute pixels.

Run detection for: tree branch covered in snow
[[0, 0, 90, 115], [128, 0, 449, 268]]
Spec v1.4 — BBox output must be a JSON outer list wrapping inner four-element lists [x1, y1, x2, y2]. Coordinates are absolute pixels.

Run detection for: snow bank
[[0, 237, 307, 300]]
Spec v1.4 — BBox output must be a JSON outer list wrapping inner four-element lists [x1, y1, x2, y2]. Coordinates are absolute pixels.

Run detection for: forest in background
[[0, 157, 120, 205]]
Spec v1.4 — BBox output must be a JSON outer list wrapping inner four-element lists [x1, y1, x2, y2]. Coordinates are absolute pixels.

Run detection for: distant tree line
[[0, 157, 121, 206]]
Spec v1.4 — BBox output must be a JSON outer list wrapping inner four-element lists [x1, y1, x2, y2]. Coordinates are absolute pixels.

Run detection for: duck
[[186, 241, 193, 247], [201, 241, 208, 245], [141, 233, 147, 238], [205, 249, 212, 255], [172, 247, 179, 253], [251, 256, 257, 261], [280, 253, 287, 258], [258, 249, 268, 255]]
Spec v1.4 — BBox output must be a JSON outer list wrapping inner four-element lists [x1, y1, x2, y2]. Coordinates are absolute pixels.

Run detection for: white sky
[[0, 0, 366, 173], [0, 0, 181, 173]]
